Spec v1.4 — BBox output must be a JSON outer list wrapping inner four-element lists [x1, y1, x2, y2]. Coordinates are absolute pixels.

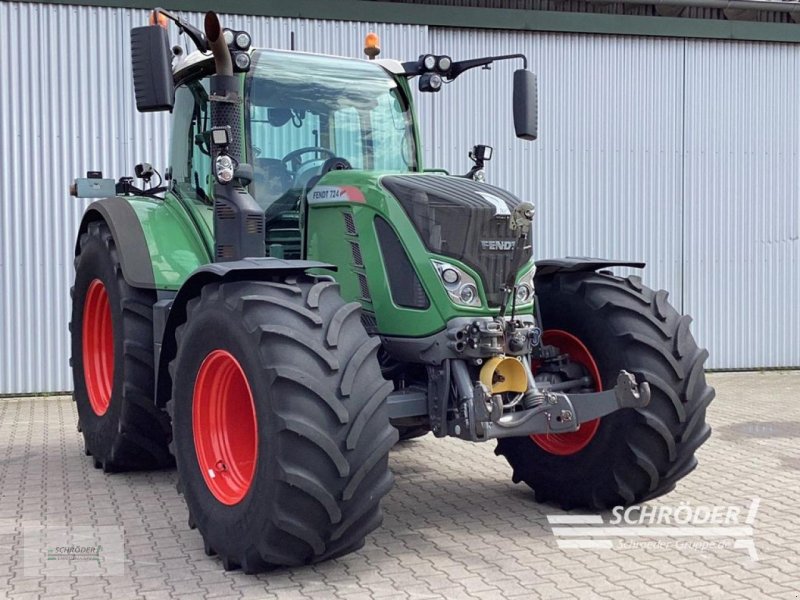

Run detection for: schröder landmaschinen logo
[[548, 498, 760, 559]]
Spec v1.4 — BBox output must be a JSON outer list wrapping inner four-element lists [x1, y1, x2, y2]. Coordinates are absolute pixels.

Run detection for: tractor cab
[[171, 49, 419, 259]]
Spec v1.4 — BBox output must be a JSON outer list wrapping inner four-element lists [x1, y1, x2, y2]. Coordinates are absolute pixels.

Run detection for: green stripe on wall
[[15, 0, 800, 42]]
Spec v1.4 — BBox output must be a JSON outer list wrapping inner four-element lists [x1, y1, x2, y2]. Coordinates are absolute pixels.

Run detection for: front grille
[[478, 217, 525, 302], [381, 174, 530, 306]]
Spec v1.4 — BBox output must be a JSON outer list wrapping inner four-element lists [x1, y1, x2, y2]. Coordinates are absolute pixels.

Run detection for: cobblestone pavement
[[0, 371, 798, 599]]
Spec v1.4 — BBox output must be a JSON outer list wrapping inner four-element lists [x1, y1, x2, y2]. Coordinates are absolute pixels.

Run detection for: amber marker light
[[364, 32, 381, 59], [149, 10, 168, 28]]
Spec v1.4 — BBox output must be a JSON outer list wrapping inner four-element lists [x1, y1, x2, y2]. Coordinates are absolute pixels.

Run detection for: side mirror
[[130, 25, 175, 112], [512, 69, 537, 141]]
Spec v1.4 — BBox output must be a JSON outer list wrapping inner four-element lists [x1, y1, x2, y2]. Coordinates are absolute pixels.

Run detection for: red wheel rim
[[531, 330, 602, 455], [192, 350, 258, 505], [82, 279, 114, 416]]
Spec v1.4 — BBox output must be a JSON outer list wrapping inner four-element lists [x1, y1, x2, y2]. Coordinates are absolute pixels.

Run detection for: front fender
[[534, 257, 645, 279], [154, 258, 336, 408]]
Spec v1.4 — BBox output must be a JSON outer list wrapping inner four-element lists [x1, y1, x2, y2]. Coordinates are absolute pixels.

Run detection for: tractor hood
[[379, 174, 531, 306]]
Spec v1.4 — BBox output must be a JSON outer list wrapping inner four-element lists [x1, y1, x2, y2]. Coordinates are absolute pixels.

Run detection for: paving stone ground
[[0, 371, 798, 599]]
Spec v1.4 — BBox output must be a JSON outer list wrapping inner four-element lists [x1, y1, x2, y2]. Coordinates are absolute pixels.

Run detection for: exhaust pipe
[[203, 11, 265, 261], [204, 11, 232, 77], [204, 10, 240, 160]]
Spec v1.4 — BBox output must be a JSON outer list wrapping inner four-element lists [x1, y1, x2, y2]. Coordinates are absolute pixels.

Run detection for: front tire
[[71, 220, 173, 471], [496, 271, 714, 509], [169, 277, 397, 572]]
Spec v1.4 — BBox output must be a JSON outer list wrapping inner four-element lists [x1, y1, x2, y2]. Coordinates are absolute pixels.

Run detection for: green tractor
[[70, 10, 714, 572]]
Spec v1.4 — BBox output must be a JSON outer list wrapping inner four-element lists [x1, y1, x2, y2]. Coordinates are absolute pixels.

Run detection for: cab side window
[[331, 107, 364, 169], [249, 107, 324, 211], [371, 91, 415, 171], [169, 80, 212, 202], [250, 107, 321, 161]]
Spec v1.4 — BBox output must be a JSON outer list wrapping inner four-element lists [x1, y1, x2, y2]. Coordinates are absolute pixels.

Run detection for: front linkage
[[451, 360, 649, 442], [405, 312, 650, 443]]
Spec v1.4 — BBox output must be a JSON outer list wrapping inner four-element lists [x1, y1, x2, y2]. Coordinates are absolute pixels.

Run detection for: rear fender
[[76, 199, 156, 288], [76, 197, 211, 290], [154, 259, 336, 408]]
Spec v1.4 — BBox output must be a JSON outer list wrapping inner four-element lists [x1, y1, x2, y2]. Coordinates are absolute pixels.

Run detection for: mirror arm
[[448, 53, 528, 80], [401, 53, 528, 80], [152, 7, 209, 53]]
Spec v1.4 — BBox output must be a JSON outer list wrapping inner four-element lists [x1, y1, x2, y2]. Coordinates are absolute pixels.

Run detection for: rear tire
[[496, 271, 714, 509], [71, 220, 173, 471], [168, 277, 397, 572]]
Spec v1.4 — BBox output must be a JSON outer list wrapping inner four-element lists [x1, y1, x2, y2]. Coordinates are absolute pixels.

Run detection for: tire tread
[[496, 270, 714, 508], [167, 277, 395, 571], [71, 220, 172, 471]]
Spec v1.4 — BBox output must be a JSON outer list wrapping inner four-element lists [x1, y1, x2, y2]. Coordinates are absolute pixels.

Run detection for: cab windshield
[[247, 49, 418, 210]]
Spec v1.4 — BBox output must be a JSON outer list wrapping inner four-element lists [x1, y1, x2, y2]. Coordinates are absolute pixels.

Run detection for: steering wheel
[[281, 146, 337, 173]]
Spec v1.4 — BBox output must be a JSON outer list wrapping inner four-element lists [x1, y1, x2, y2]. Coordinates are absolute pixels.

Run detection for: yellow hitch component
[[479, 356, 528, 394]]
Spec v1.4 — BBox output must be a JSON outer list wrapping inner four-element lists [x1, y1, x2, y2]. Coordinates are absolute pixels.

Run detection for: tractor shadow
[[384, 437, 556, 538]]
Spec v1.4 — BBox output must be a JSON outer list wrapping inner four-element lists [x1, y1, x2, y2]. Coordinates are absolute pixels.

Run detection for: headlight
[[235, 32, 251, 50], [234, 52, 251, 71], [515, 284, 531, 304], [215, 154, 235, 183], [432, 260, 481, 307], [460, 284, 478, 304], [514, 267, 535, 305], [441, 268, 459, 284], [419, 73, 442, 92]]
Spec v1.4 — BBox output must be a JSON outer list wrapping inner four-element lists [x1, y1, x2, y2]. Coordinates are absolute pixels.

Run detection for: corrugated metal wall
[[385, 0, 796, 22], [0, 2, 797, 393], [683, 40, 800, 369]]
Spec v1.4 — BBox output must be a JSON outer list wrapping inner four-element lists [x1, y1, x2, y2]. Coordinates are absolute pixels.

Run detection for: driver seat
[[254, 158, 302, 259], [252, 158, 293, 211]]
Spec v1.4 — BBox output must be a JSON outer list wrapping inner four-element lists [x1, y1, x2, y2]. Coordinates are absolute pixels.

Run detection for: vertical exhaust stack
[[205, 11, 265, 261], [206, 11, 241, 164], [205, 11, 232, 76]]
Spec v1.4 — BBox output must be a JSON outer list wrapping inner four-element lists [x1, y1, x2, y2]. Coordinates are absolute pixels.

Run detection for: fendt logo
[[480, 240, 516, 251]]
